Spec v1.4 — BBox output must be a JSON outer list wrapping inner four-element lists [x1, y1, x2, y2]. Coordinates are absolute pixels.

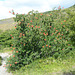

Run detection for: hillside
[[0, 18, 16, 31]]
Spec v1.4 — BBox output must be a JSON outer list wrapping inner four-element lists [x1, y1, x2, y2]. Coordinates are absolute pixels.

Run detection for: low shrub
[[6, 7, 74, 71]]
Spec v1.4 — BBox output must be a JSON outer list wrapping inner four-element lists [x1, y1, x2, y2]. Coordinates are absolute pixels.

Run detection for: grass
[[0, 47, 12, 54], [0, 18, 16, 31], [9, 50, 75, 75]]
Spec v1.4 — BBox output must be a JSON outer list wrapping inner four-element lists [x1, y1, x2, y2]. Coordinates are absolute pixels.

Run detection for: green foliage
[[66, 10, 75, 46], [0, 29, 18, 50], [12, 50, 75, 75], [0, 56, 2, 66], [5, 8, 74, 71]]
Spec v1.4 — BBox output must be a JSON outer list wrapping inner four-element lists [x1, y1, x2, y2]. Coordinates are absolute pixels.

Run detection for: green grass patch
[[0, 47, 12, 54], [10, 50, 75, 75]]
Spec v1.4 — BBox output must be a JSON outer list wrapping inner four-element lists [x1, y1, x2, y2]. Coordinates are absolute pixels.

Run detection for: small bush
[[6, 8, 74, 71]]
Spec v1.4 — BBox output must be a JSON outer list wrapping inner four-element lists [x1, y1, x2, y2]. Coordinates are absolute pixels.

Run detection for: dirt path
[[0, 53, 12, 75]]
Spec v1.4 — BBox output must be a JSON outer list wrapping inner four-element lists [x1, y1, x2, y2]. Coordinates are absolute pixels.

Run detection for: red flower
[[23, 34, 25, 36], [61, 34, 63, 35], [11, 47, 12, 48], [43, 33, 46, 35], [24, 44, 25, 46], [46, 45, 48, 47], [13, 55, 15, 57], [16, 51, 18, 53], [12, 37, 13, 39], [20, 33, 22, 35], [58, 33, 60, 35], [60, 37, 62, 39], [43, 33, 45, 34], [10, 34, 12, 36], [9, 11, 11, 13], [58, 5, 61, 9], [41, 13, 43, 15], [62, 49, 64, 50], [56, 37, 57, 39], [30, 20, 32, 22], [19, 36, 21, 38], [10, 64, 12, 66], [35, 26, 37, 28], [54, 40, 56, 42], [52, 33, 54, 35], [49, 46, 51, 47], [61, 23, 62, 24], [35, 17, 38, 19], [19, 22, 21, 25], [44, 34, 46, 36], [47, 14, 48, 16], [44, 39, 46, 41], [12, 12, 14, 15], [54, 28, 56, 29], [57, 39, 59, 40], [15, 27, 17, 29], [31, 25, 33, 27], [22, 14, 24, 15], [64, 20, 66, 22], [22, 19, 23, 21], [56, 30, 58, 32], [50, 26, 51, 27], [55, 32, 56, 33], [11, 44, 13, 46], [13, 48, 15, 49], [63, 25, 65, 27], [62, 7, 64, 9], [29, 26, 30, 27], [15, 62, 17, 64], [50, 14, 52, 15], [68, 44, 70, 46], [28, 23, 30, 25], [47, 33, 48, 35], [12, 50, 13, 52], [38, 26, 40, 28], [8, 61, 10, 62], [42, 46, 44, 48]]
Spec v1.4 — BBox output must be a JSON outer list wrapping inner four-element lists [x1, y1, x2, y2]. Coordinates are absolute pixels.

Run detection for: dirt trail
[[0, 53, 12, 75]]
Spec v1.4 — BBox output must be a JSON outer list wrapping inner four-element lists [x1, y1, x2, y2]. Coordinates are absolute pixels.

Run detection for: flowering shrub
[[6, 7, 74, 71]]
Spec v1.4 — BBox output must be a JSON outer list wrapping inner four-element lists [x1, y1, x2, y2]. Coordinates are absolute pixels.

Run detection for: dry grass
[[0, 17, 17, 31]]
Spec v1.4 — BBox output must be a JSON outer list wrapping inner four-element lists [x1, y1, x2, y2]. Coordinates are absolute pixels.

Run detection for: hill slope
[[0, 18, 16, 31]]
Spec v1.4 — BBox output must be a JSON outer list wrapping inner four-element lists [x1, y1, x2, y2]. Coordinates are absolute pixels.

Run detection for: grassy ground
[[0, 47, 75, 75], [8, 50, 75, 75], [0, 46, 75, 75], [0, 47, 12, 54]]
